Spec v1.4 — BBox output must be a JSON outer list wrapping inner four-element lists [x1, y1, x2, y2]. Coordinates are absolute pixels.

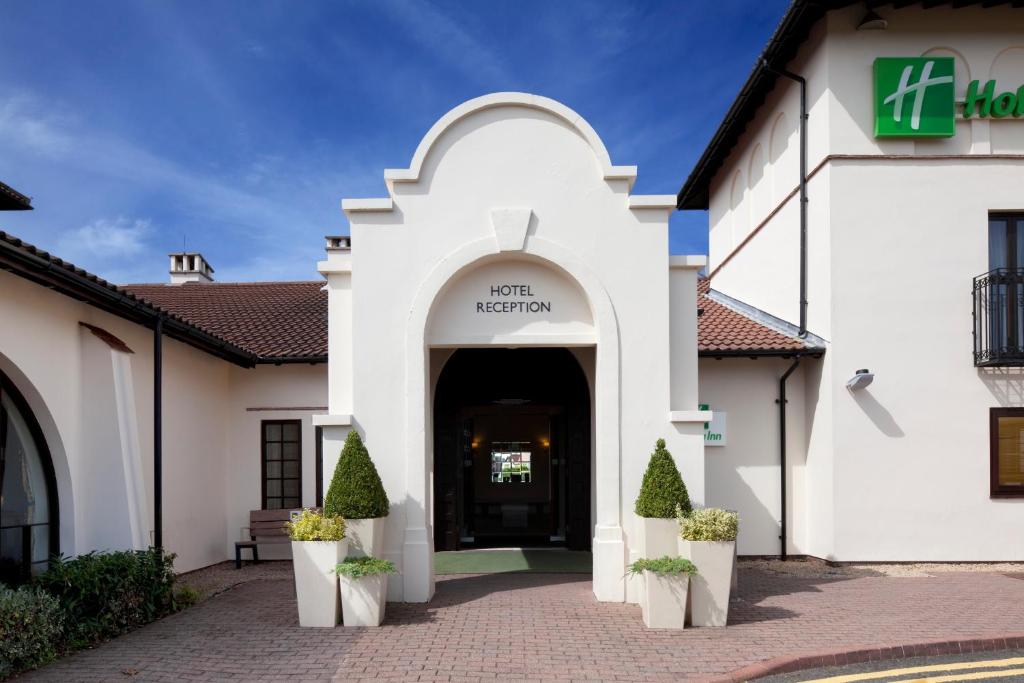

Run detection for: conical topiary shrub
[[634, 438, 691, 519], [324, 430, 389, 519]]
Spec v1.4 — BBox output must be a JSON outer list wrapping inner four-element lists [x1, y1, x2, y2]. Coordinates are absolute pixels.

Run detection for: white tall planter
[[640, 571, 689, 629], [679, 539, 735, 627], [629, 516, 680, 604], [339, 573, 388, 627], [292, 539, 348, 627], [345, 517, 386, 558]]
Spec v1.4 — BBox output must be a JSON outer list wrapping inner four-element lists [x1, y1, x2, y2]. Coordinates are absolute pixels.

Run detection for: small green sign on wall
[[874, 57, 956, 137]]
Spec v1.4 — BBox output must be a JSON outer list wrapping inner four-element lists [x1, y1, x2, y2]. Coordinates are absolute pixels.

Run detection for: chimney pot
[[168, 252, 214, 284]]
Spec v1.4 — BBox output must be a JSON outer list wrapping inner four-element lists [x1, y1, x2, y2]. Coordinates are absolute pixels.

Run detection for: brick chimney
[[168, 252, 214, 284]]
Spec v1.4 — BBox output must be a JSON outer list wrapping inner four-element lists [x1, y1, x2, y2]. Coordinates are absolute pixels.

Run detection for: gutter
[[761, 61, 809, 338], [0, 237, 256, 367], [257, 355, 328, 365], [699, 348, 823, 359], [777, 355, 802, 560]]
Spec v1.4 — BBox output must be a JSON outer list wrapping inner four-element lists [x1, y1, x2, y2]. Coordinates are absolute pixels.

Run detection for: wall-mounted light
[[856, 10, 888, 30], [846, 368, 874, 391]]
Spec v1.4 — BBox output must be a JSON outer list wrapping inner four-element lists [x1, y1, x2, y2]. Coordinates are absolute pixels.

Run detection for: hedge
[[35, 548, 179, 649], [0, 585, 64, 678], [0, 548, 189, 679]]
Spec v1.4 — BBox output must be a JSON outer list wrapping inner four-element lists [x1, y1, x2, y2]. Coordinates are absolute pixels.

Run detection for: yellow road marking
[[915, 667, 1024, 682], [799, 657, 1024, 683]]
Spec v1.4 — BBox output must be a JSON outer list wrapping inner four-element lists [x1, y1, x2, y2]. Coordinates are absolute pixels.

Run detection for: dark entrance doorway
[[433, 348, 591, 552]]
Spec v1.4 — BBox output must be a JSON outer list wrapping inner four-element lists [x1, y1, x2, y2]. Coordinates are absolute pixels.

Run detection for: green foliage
[[286, 508, 346, 541], [0, 584, 65, 678], [634, 438, 692, 519], [173, 585, 201, 609], [324, 430, 390, 519], [35, 548, 177, 650], [679, 507, 739, 542], [334, 556, 397, 579], [627, 556, 698, 577]]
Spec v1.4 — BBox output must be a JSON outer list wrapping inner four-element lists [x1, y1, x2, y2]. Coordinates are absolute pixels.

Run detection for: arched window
[[0, 370, 58, 583]]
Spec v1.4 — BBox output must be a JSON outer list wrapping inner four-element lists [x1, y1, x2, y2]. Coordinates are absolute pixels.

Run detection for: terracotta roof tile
[[124, 277, 814, 361], [123, 282, 327, 360], [697, 278, 813, 355]]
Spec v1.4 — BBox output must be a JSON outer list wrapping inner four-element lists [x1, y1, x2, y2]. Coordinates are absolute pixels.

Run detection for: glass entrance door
[[462, 410, 561, 545]]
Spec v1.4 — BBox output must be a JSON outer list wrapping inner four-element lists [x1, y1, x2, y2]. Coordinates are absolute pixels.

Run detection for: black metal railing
[[974, 268, 1024, 366]]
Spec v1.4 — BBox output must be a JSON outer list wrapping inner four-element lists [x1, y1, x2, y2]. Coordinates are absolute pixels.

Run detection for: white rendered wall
[[827, 161, 1024, 560], [0, 270, 234, 573], [225, 363, 327, 560], [699, 358, 809, 556]]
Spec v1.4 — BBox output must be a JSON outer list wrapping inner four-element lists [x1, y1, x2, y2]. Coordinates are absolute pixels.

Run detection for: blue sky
[[0, 1, 788, 283]]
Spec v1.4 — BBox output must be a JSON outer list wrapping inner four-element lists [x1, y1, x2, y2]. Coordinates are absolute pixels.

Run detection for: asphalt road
[[755, 649, 1024, 682]]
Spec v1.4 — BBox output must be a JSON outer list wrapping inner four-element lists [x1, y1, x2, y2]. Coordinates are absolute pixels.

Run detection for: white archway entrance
[[402, 244, 624, 603]]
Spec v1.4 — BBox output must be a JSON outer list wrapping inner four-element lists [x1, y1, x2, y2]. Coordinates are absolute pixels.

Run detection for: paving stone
[[16, 566, 1024, 682]]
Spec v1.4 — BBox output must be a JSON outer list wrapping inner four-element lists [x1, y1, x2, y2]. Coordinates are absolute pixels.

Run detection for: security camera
[[846, 369, 874, 391]]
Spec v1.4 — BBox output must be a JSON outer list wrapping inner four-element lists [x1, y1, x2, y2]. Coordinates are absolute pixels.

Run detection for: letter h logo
[[874, 57, 956, 137]]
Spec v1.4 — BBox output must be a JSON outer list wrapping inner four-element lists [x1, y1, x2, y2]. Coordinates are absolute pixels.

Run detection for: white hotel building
[[0, 0, 1021, 602]]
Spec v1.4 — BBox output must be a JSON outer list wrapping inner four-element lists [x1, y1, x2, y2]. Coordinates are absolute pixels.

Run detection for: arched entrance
[[433, 348, 591, 552], [0, 368, 59, 583]]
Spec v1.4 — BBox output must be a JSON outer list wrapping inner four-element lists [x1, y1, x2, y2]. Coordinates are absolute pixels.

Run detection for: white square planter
[[679, 539, 735, 627], [345, 517, 386, 558], [339, 573, 388, 627], [640, 570, 689, 629], [640, 516, 680, 558], [292, 539, 348, 627], [629, 516, 680, 604]]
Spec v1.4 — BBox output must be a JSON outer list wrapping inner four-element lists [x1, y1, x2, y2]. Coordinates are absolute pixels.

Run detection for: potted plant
[[677, 506, 738, 627], [632, 438, 692, 601], [627, 556, 697, 629], [287, 508, 347, 627], [335, 556, 397, 627], [325, 431, 389, 558]]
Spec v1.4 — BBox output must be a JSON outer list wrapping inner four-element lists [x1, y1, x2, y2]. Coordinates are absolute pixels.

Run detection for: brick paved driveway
[[18, 564, 1024, 682]]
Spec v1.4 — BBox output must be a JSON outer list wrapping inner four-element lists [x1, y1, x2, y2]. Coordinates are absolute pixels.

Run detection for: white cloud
[[57, 217, 152, 260]]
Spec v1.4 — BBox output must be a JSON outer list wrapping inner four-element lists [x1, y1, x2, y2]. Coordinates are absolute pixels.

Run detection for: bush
[[627, 556, 698, 577], [634, 439, 692, 518], [679, 507, 739, 542], [0, 584, 64, 678], [287, 508, 346, 541], [334, 556, 397, 579], [324, 430, 389, 519], [35, 548, 176, 649]]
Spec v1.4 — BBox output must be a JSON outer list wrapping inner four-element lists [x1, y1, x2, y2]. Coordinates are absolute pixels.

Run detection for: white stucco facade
[[701, 4, 1024, 561], [317, 93, 706, 602], [0, 269, 327, 573]]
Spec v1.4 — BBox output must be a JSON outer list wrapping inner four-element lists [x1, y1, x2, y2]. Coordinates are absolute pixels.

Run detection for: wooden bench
[[235, 509, 300, 569]]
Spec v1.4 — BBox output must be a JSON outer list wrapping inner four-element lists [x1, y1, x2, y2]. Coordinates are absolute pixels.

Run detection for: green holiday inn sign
[[874, 56, 1024, 138]]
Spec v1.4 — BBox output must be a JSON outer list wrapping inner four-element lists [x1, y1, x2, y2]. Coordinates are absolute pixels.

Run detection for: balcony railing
[[974, 268, 1024, 366]]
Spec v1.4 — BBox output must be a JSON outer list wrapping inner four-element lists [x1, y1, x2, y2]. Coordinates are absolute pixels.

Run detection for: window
[[262, 420, 301, 510], [990, 408, 1024, 497], [0, 371, 58, 583], [989, 215, 1024, 348]]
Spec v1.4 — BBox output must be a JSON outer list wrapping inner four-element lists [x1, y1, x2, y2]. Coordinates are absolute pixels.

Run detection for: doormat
[[434, 549, 592, 575]]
